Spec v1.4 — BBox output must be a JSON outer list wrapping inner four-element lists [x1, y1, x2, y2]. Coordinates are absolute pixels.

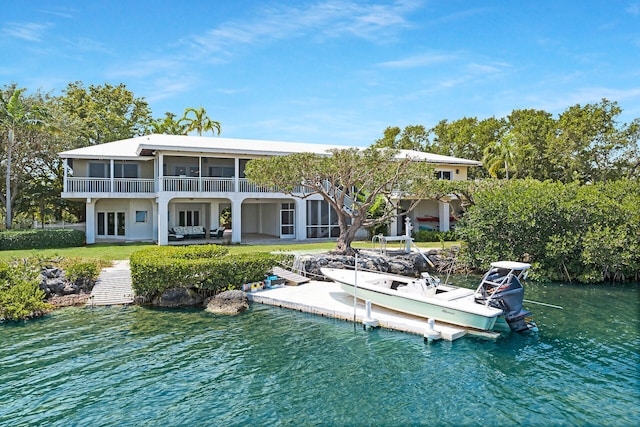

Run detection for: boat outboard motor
[[487, 275, 531, 332]]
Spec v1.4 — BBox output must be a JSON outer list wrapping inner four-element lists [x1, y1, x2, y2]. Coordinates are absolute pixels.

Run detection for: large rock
[[205, 290, 249, 315], [153, 287, 204, 308]]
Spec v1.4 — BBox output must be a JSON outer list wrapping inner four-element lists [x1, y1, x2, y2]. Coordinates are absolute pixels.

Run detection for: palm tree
[[483, 132, 518, 179], [0, 87, 49, 229], [179, 107, 221, 136], [150, 112, 187, 135]]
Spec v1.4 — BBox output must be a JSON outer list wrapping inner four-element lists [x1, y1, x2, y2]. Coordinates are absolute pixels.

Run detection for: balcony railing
[[65, 177, 306, 195], [66, 177, 155, 193]]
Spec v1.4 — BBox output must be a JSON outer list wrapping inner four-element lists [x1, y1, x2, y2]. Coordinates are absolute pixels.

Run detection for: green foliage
[[413, 230, 458, 242], [57, 81, 152, 146], [59, 258, 102, 282], [372, 125, 429, 151], [245, 147, 433, 253], [389, 99, 638, 183], [220, 207, 232, 228], [457, 179, 640, 283], [0, 229, 85, 250], [129, 245, 291, 300], [149, 112, 187, 135], [0, 259, 51, 321], [179, 106, 221, 136], [366, 196, 389, 237]]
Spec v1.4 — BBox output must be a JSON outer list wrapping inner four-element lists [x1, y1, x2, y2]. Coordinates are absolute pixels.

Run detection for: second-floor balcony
[[64, 177, 304, 195]]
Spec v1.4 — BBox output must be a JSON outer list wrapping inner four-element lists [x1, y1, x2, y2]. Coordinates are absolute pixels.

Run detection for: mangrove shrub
[[456, 179, 639, 283], [0, 259, 51, 321]]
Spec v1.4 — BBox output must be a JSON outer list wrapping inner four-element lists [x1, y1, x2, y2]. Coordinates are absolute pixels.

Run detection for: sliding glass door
[[97, 211, 126, 238]]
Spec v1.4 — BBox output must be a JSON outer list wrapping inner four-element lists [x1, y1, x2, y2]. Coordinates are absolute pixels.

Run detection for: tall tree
[[430, 116, 505, 178], [549, 99, 629, 183], [149, 112, 187, 135], [0, 86, 50, 229], [504, 109, 556, 180], [245, 147, 432, 254], [179, 107, 221, 136], [57, 81, 152, 146], [372, 125, 429, 151], [483, 132, 518, 179]]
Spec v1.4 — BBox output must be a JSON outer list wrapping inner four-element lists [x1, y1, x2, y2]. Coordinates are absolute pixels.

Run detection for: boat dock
[[87, 260, 134, 306], [248, 280, 501, 341]]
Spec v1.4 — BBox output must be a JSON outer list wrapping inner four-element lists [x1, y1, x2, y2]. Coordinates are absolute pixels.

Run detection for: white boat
[[321, 261, 533, 332]]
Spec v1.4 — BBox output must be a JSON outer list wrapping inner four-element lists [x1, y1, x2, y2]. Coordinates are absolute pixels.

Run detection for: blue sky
[[2, 0, 639, 146]]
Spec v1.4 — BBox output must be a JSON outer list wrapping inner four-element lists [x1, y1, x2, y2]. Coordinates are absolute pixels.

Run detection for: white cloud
[[626, 3, 640, 15], [107, 59, 182, 79], [377, 53, 457, 68], [180, 0, 423, 58], [2, 22, 51, 42]]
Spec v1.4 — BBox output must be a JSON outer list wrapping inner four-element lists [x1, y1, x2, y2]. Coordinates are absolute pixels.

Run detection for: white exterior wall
[[61, 135, 479, 245]]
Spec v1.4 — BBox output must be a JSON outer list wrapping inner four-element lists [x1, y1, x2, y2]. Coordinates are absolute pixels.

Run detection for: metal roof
[[58, 134, 482, 166]]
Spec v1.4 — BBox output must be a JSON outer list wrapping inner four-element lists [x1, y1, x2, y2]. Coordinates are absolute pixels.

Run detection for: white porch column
[[390, 213, 398, 237], [234, 158, 240, 191], [109, 159, 114, 192], [86, 198, 95, 244], [157, 196, 169, 245], [151, 200, 158, 243], [438, 201, 450, 232], [231, 197, 242, 243], [157, 153, 164, 192], [295, 198, 307, 240], [63, 158, 68, 192], [210, 201, 220, 229]]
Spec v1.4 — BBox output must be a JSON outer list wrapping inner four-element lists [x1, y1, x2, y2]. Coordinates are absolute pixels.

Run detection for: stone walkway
[[87, 260, 134, 306]]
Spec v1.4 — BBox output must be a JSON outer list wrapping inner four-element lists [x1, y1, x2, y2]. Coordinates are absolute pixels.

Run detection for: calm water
[[1, 280, 639, 427]]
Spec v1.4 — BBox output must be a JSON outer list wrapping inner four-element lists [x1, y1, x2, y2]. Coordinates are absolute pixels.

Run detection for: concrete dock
[[248, 281, 501, 341]]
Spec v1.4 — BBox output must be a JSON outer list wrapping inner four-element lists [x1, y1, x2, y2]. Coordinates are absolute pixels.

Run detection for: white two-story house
[[59, 134, 481, 245]]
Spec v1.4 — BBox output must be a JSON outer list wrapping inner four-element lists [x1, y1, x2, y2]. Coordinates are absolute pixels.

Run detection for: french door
[[97, 211, 126, 238], [280, 203, 295, 238]]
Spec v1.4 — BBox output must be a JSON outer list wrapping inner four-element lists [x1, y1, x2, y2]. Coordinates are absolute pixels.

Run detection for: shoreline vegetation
[[1, 239, 638, 323]]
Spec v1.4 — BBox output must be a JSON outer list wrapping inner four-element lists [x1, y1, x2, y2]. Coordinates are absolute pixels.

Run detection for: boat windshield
[[475, 262, 530, 299]]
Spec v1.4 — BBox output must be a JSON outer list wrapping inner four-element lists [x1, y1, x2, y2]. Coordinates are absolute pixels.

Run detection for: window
[[209, 166, 234, 178], [178, 210, 200, 226], [435, 170, 453, 180], [89, 163, 107, 178], [306, 200, 340, 238], [97, 211, 125, 237], [135, 211, 147, 223], [115, 163, 138, 178]]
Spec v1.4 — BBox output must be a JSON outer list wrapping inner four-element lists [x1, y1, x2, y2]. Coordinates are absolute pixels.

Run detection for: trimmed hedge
[[0, 229, 85, 250], [413, 230, 458, 242], [130, 245, 292, 299]]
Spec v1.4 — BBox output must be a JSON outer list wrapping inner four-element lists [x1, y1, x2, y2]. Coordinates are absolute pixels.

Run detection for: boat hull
[[336, 281, 499, 331]]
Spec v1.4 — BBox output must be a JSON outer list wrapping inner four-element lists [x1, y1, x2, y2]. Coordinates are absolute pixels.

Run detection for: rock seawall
[[294, 247, 465, 280]]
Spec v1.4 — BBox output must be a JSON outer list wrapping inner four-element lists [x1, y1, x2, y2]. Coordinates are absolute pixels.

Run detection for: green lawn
[[0, 240, 458, 262]]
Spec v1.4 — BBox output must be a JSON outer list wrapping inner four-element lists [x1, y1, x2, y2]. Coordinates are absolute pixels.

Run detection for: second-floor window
[[115, 163, 138, 178], [88, 162, 138, 178], [209, 166, 234, 178], [435, 170, 453, 180], [89, 162, 107, 178]]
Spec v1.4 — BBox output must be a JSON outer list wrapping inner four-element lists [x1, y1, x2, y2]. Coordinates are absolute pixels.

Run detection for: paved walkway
[[87, 260, 134, 306]]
